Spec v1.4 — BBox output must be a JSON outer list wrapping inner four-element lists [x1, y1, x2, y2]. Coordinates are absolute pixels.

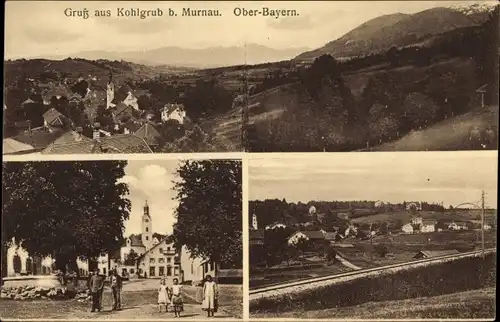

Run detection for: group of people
[[87, 269, 219, 318], [157, 274, 219, 318], [88, 268, 122, 312]]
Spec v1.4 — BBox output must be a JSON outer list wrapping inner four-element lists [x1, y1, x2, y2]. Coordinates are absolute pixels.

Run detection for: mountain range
[[38, 44, 310, 69]]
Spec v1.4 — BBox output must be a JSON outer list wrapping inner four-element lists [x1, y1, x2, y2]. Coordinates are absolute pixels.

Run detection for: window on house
[[191, 262, 194, 274], [159, 267, 165, 276], [130, 268, 135, 274], [146, 236, 149, 240], [174, 266, 179, 276], [122, 269, 127, 276], [150, 258, 155, 264], [159, 258, 165, 264], [103, 268, 107, 275], [159, 248, 163, 253], [149, 267, 155, 277], [167, 257, 171, 263], [146, 227, 149, 232], [167, 246, 171, 251], [167, 266, 172, 276]]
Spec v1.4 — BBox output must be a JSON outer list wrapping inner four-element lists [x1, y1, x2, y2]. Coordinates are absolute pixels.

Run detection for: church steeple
[[142, 200, 152, 249], [106, 71, 115, 109]]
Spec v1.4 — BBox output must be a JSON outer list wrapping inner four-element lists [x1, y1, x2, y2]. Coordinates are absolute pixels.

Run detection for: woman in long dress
[[170, 278, 184, 318], [157, 278, 168, 313], [201, 275, 218, 317]]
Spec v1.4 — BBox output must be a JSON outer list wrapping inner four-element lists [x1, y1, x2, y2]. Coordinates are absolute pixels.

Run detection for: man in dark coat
[[89, 269, 104, 312], [110, 269, 123, 311]]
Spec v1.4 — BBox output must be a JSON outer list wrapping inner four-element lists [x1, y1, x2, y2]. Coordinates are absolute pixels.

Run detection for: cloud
[[121, 162, 179, 236], [249, 152, 498, 207], [97, 16, 172, 35], [267, 16, 314, 30], [22, 27, 83, 44]]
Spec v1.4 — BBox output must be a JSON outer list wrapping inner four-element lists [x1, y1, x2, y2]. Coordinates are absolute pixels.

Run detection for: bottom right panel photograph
[[248, 151, 497, 320]]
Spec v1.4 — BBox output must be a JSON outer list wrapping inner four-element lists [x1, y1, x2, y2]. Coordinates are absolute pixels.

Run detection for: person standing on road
[[158, 278, 169, 313], [202, 275, 218, 318], [110, 269, 122, 311], [89, 269, 104, 313], [170, 278, 184, 318]]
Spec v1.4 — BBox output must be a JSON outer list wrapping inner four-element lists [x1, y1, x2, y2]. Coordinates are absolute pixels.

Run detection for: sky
[[5, 0, 495, 58], [119, 160, 181, 236], [249, 152, 498, 208]]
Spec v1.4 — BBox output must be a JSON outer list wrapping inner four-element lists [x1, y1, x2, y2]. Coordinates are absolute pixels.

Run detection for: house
[[133, 122, 161, 148], [288, 230, 325, 245], [448, 221, 468, 231], [402, 223, 414, 234], [41, 133, 153, 154], [162, 104, 187, 124], [43, 108, 67, 128], [123, 91, 139, 111], [411, 216, 423, 226], [2, 138, 37, 155], [179, 246, 217, 284], [421, 220, 436, 233], [6, 239, 89, 277], [265, 223, 287, 230], [9, 126, 65, 153], [112, 103, 134, 124], [413, 249, 460, 259]]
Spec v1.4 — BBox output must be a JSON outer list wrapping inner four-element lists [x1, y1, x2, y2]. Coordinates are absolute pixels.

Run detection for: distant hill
[[35, 44, 309, 69], [295, 7, 485, 62], [2, 58, 187, 89]]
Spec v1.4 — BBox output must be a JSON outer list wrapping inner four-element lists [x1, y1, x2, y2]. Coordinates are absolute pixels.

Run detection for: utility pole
[[241, 41, 249, 152], [370, 223, 373, 261], [481, 190, 485, 259]]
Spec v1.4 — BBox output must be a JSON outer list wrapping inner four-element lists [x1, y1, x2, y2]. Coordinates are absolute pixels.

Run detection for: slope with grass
[[370, 105, 498, 151]]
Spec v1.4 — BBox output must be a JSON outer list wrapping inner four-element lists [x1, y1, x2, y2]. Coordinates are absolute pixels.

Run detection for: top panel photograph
[[3, 1, 499, 155]]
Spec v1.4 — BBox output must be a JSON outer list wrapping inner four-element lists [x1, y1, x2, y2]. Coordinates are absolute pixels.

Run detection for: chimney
[[93, 122, 101, 141]]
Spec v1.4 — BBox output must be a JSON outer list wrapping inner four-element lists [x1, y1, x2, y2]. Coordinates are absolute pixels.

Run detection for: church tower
[[142, 200, 153, 250], [106, 72, 115, 109]]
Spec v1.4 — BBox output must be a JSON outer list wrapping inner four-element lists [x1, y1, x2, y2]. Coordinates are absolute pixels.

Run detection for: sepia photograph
[[1, 159, 243, 319], [4, 1, 498, 154], [248, 152, 497, 319]]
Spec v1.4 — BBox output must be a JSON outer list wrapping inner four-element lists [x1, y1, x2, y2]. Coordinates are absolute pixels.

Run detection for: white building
[[161, 104, 187, 124], [265, 223, 287, 230], [6, 239, 90, 277], [106, 81, 115, 109], [421, 220, 436, 233], [179, 245, 216, 284], [287, 231, 325, 245], [402, 223, 414, 234], [123, 92, 139, 111]]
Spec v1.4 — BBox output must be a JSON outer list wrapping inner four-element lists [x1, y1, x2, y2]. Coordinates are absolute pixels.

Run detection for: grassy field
[[250, 262, 352, 289], [372, 105, 498, 151], [252, 287, 496, 319]]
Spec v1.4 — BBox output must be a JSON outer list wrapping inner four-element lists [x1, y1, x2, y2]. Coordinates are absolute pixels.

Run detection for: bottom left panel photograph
[[1, 159, 243, 320]]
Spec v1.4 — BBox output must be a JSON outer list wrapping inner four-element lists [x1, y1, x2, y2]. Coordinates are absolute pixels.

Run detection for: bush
[[250, 252, 496, 313]]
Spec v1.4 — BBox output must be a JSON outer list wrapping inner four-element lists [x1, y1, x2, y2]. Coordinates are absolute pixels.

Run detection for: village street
[[0, 279, 242, 319]]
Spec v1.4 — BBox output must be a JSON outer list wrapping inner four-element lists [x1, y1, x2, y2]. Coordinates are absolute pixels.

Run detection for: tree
[[173, 160, 242, 268], [137, 95, 153, 111], [374, 244, 388, 258], [124, 249, 139, 266], [2, 161, 131, 274]]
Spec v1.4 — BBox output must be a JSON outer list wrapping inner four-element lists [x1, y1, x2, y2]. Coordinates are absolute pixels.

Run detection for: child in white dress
[[157, 279, 168, 313]]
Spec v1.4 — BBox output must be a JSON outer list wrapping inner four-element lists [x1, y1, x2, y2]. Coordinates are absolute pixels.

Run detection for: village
[[3, 71, 190, 154], [1, 159, 243, 319], [249, 200, 497, 289]]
